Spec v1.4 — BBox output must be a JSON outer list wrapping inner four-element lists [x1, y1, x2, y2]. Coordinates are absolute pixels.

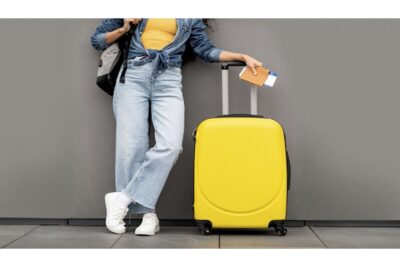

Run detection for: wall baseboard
[[0, 218, 68, 225], [0, 218, 399, 227], [305, 220, 400, 227]]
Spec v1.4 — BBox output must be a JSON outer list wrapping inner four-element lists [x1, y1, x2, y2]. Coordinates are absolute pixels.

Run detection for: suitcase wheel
[[200, 227, 212, 235], [270, 221, 288, 236], [274, 225, 288, 236], [197, 220, 212, 235]]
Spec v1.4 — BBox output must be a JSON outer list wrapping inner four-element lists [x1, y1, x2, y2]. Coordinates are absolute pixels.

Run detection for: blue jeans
[[112, 58, 184, 214]]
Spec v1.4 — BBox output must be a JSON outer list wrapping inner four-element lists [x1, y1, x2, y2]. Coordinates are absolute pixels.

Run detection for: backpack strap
[[119, 23, 136, 84]]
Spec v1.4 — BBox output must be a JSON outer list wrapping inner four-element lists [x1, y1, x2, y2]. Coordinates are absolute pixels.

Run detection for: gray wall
[[0, 19, 399, 220]]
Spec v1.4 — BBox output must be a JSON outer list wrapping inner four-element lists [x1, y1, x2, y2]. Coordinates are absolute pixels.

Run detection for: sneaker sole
[[135, 225, 160, 236]]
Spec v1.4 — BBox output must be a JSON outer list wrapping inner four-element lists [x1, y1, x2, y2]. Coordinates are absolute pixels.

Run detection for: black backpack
[[96, 24, 136, 96]]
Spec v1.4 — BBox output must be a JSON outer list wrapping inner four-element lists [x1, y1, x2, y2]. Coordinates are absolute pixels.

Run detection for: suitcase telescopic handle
[[221, 62, 258, 116]]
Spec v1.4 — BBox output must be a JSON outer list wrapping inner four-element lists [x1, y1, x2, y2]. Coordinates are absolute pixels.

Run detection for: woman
[[91, 18, 262, 236]]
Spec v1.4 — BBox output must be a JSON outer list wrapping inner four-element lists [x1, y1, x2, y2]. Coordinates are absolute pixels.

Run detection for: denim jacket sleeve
[[90, 19, 124, 50], [188, 19, 223, 63]]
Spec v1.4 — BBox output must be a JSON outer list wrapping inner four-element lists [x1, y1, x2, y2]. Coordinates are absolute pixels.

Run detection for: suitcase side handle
[[221, 62, 258, 116]]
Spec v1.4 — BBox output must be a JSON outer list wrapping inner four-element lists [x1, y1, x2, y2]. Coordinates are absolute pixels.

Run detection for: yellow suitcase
[[193, 62, 290, 235]]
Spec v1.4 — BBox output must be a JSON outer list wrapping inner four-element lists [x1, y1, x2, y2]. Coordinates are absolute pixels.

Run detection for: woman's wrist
[[118, 27, 128, 34], [234, 53, 247, 62], [239, 54, 248, 62], [105, 27, 127, 45], [219, 51, 247, 62]]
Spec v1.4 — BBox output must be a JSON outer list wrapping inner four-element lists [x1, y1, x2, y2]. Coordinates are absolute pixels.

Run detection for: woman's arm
[[104, 18, 142, 45], [188, 20, 263, 75], [90, 18, 141, 50], [219, 50, 263, 76]]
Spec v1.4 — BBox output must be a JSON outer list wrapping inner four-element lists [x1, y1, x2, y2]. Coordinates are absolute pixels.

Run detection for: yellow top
[[141, 19, 177, 50]]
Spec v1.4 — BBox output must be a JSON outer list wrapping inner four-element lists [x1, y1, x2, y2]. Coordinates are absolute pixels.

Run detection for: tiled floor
[[1, 225, 400, 248]]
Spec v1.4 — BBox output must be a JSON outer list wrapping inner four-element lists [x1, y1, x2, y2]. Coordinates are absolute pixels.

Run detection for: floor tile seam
[[2, 225, 41, 248], [309, 226, 328, 248], [110, 233, 125, 248]]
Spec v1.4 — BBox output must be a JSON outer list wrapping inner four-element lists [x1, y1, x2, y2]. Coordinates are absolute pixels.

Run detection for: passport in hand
[[239, 66, 277, 87]]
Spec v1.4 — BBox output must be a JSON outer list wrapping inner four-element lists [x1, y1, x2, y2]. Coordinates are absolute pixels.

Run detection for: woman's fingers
[[250, 61, 262, 75], [124, 18, 134, 23], [243, 55, 261, 75], [247, 57, 263, 76], [124, 18, 142, 26], [122, 18, 142, 33], [125, 18, 142, 24], [132, 18, 142, 24], [250, 64, 258, 76]]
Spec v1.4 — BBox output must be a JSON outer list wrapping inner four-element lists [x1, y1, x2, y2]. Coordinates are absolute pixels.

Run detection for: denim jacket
[[90, 19, 223, 77]]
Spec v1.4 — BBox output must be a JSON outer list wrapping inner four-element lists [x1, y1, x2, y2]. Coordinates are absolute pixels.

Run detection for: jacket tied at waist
[[146, 49, 169, 70]]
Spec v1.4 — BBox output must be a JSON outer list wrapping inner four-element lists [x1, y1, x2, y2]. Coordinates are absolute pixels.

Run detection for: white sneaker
[[135, 213, 160, 236], [105, 192, 129, 234]]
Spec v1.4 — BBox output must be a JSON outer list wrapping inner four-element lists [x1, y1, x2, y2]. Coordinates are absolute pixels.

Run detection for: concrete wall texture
[[0, 19, 399, 220]]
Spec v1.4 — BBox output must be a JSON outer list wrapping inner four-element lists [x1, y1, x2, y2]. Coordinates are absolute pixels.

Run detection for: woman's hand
[[242, 54, 263, 76], [219, 51, 263, 75], [121, 18, 142, 33]]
